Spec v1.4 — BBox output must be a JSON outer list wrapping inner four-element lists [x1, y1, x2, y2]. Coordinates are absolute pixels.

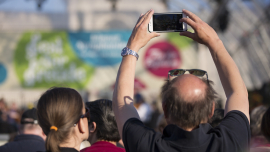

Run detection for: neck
[[59, 137, 81, 151], [21, 130, 45, 141], [166, 119, 201, 131]]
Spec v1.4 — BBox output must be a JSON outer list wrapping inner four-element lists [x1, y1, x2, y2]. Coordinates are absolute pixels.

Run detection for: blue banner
[[0, 63, 7, 84], [68, 31, 131, 66]]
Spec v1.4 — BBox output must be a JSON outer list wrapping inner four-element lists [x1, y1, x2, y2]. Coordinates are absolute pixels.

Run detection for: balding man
[[0, 108, 46, 152], [113, 9, 250, 152]]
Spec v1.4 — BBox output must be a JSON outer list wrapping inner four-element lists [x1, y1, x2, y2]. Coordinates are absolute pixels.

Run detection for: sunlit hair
[[261, 107, 270, 142], [161, 78, 217, 129], [250, 105, 267, 137]]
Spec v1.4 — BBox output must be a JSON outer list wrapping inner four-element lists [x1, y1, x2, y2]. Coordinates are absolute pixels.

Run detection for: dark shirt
[[81, 141, 126, 152], [0, 134, 45, 152], [123, 110, 250, 152], [60, 147, 79, 152], [0, 120, 17, 133]]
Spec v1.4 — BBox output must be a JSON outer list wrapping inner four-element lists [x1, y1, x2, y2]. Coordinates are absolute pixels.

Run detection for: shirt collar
[[163, 123, 213, 146]]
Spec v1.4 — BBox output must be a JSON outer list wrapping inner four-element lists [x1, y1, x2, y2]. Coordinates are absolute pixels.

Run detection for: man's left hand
[[126, 9, 160, 53]]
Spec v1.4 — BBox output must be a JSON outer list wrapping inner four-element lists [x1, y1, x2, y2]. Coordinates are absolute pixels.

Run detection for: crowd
[[0, 9, 270, 152]]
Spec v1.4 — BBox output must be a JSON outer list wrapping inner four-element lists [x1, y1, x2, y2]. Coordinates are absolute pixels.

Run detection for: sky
[[0, 0, 269, 13], [0, 0, 66, 13]]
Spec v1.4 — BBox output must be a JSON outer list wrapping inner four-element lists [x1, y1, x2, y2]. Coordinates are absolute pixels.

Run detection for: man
[[0, 108, 46, 152], [113, 9, 250, 152], [81, 99, 125, 152]]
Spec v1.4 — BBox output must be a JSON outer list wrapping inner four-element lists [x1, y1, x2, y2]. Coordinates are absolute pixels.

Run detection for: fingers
[[180, 17, 196, 29], [137, 9, 152, 26], [150, 32, 160, 38], [141, 9, 154, 27], [179, 31, 195, 40], [182, 9, 201, 23], [136, 13, 144, 24]]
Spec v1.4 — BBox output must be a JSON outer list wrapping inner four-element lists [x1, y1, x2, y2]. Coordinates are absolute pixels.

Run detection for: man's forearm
[[114, 56, 136, 105], [112, 9, 160, 137]]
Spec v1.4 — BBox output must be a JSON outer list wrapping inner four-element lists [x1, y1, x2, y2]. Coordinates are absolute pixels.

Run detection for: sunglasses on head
[[74, 107, 90, 127], [167, 69, 208, 81]]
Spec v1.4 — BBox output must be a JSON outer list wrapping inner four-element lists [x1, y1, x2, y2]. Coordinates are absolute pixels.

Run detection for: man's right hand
[[180, 9, 220, 47]]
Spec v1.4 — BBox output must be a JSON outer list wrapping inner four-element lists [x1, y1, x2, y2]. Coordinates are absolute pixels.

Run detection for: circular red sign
[[143, 41, 181, 77]]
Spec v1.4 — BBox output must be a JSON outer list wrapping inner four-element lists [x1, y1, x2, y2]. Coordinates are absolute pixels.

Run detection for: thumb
[[150, 32, 160, 38], [180, 31, 195, 40]]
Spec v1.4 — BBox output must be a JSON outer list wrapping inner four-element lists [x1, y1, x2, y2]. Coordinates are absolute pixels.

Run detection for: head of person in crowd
[[250, 105, 267, 137], [261, 106, 270, 143], [0, 108, 46, 152], [209, 109, 224, 128], [134, 93, 145, 109], [133, 93, 152, 124], [86, 99, 121, 145], [37, 87, 89, 152], [20, 108, 46, 140], [161, 74, 217, 131]]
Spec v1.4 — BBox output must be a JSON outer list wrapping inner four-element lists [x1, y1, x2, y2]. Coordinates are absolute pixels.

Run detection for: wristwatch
[[121, 47, 139, 60]]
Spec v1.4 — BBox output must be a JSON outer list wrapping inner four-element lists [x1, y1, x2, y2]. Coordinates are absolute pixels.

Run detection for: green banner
[[14, 32, 94, 89]]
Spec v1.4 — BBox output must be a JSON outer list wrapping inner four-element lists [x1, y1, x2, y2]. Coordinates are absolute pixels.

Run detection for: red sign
[[143, 41, 181, 77]]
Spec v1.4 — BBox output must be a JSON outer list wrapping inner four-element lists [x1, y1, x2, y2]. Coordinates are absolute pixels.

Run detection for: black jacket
[[0, 134, 46, 152]]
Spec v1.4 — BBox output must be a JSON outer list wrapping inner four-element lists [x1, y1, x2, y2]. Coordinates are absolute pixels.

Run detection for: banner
[[69, 31, 131, 66], [0, 63, 7, 84], [0, 31, 193, 90], [14, 32, 95, 89]]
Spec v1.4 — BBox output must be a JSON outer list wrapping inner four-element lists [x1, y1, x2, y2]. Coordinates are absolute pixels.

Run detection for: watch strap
[[121, 47, 139, 60]]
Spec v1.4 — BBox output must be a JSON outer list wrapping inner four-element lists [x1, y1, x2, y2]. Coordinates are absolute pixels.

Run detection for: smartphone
[[148, 12, 187, 33]]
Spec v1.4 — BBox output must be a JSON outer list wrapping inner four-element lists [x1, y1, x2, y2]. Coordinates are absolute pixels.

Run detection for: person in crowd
[[0, 99, 17, 133], [37, 87, 89, 152], [250, 105, 268, 148], [0, 108, 46, 152], [81, 99, 125, 152], [209, 109, 224, 128], [155, 114, 167, 133], [251, 106, 270, 152], [0, 110, 17, 133], [113, 9, 250, 152], [133, 93, 152, 125], [260, 106, 270, 147]]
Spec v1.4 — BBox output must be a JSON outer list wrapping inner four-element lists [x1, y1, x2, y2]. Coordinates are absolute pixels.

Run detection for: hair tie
[[50, 126, 58, 131]]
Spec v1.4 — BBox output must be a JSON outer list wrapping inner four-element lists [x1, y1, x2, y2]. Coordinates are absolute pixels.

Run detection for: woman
[[37, 87, 89, 152], [81, 99, 125, 152]]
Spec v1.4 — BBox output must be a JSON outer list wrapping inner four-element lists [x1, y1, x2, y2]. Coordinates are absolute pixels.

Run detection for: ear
[[89, 122, 96, 133], [209, 101, 215, 118], [78, 118, 88, 134]]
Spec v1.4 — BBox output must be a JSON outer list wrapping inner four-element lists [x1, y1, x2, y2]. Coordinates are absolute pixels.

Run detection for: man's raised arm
[[180, 9, 249, 122], [112, 9, 160, 138]]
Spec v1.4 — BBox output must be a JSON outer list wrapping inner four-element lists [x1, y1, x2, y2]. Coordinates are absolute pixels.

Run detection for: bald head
[[161, 74, 217, 130], [172, 74, 207, 102]]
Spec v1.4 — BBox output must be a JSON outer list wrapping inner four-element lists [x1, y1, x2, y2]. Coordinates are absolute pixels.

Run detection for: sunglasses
[[74, 107, 90, 127], [167, 69, 208, 81]]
